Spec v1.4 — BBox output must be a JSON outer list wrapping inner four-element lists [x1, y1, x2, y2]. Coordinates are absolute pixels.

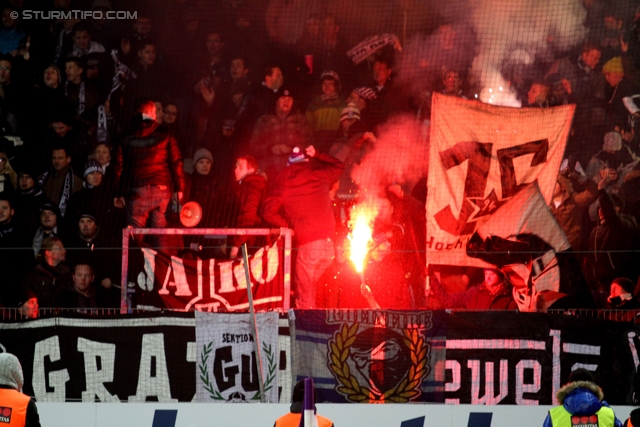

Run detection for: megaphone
[[180, 201, 202, 227]]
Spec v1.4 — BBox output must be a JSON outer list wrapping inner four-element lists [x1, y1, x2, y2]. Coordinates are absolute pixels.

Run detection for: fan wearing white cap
[[305, 70, 346, 133]]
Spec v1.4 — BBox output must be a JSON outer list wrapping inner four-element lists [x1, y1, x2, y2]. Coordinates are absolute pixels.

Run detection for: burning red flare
[[349, 204, 377, 273]]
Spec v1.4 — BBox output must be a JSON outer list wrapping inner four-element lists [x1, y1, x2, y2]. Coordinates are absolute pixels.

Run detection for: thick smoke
[[396, 0, 588, 107], [395, 23, 478, 102], [469, 0, 587, 106], [350, 115, 427, 209]]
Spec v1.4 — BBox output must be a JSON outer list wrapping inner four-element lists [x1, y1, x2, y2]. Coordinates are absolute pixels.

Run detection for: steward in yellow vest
[[543, 368, 621, 427]]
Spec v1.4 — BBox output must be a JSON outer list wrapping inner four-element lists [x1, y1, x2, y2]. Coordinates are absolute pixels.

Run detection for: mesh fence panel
[[0, 0, 638, 311]]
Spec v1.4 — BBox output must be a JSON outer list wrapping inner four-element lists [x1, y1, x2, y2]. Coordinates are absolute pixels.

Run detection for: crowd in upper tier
[[1, 0, 640, 314]]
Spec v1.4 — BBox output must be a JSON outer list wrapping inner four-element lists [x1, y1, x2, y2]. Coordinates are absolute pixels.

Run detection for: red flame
[[348, 204, 377, 273]]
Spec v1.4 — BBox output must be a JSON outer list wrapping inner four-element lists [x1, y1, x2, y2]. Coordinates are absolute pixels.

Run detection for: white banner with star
[[426, 93, 574, 266]]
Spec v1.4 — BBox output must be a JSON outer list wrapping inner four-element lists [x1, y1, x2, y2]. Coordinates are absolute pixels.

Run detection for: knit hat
[[603, 131, 622, 152], [340, 103, 361, 122], [288, 146, 307, 164], [352, 87, 377, 101], [568, 368, 595, 384], [193, 148, 213, 164], [84, 158, 103, 178], [603, 57, 623, 74], [277, 87, 294, 100], [321, 70, 340, 84], [15, 162, 38, 179], [80, 212, 98, 223], [40, 201, 60, 217]]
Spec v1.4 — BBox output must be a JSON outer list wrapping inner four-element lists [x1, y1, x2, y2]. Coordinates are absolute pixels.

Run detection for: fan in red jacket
[[113, 99, 185, 254], [262, 145, 344, 308]]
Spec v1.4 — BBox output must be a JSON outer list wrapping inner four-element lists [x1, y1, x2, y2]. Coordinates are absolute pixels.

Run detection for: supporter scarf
[[97, 104, 108, 143], [347, 33, 401, 64], [53, 29, 70, 63], [109, 50, 136, 101], [38, 169, 74, 218], [32, 226, 57, 257], [65, 80, 86, 117]]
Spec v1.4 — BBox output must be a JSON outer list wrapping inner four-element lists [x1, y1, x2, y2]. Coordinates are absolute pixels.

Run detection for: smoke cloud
[[396, 0, 588, 107], [350, 114, 428, 207]]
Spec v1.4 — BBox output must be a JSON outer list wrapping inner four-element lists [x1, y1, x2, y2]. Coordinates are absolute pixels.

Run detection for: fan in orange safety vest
[[0, 353, 40, 427]]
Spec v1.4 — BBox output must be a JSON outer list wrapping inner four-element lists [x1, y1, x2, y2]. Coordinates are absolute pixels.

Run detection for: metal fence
[[3, 307, 640, 323]]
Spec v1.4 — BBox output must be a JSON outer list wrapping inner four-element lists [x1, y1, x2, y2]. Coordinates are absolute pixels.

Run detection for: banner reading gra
[[129, 241, 283, 311], [427, 93, 574, 266], [195, 312, 279, 403]]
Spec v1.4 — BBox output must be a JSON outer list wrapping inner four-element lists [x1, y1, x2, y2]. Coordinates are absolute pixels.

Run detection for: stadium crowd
[[1, 0, 640, 314]]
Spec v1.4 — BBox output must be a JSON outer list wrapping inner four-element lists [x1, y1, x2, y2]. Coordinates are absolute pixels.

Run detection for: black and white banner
[[445, 312, 635, 405], [0, 314, 196, 402], [1, 312, 636, 404]]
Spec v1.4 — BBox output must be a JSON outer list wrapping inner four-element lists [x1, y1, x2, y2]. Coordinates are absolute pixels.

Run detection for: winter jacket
[[250, 111, 313, 178], [550, 177, 598, 251], [262, 152, 344, 245], [543, 381, 622, 427], [229, 172, 267, 248], [114, 120, 185, 197], [588, 189, 639, 283], [430, 274, 518, 310], [305, 95, 346, 131], [20, 261, 71, 308]]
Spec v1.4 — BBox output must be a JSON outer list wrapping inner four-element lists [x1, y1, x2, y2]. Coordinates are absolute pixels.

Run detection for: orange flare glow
[[349, 205, 376, 273]]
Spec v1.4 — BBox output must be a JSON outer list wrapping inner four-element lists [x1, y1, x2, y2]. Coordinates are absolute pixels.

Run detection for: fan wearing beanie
[[65, 157, 115, 235], [602, 54, 639, 130], [183, 147, 228, 257], [585, 131, 634, 189]]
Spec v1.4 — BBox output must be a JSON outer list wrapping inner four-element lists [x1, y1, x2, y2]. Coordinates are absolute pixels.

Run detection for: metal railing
[[119, 227, 294, 313], [3, 307, 640, 322]]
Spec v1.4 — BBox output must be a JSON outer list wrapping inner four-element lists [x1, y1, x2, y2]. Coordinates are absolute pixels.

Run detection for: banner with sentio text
[[427, 93, 574, 266], [195, 312, 279, 403]]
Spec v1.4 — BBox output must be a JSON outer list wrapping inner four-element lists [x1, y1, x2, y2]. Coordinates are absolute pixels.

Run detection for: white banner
[[195, 312, 279, 403], [427, 93, 574, 266]]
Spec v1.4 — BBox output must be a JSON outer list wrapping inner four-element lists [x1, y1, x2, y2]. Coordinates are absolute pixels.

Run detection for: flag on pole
[[299, 378, 318, 427]]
